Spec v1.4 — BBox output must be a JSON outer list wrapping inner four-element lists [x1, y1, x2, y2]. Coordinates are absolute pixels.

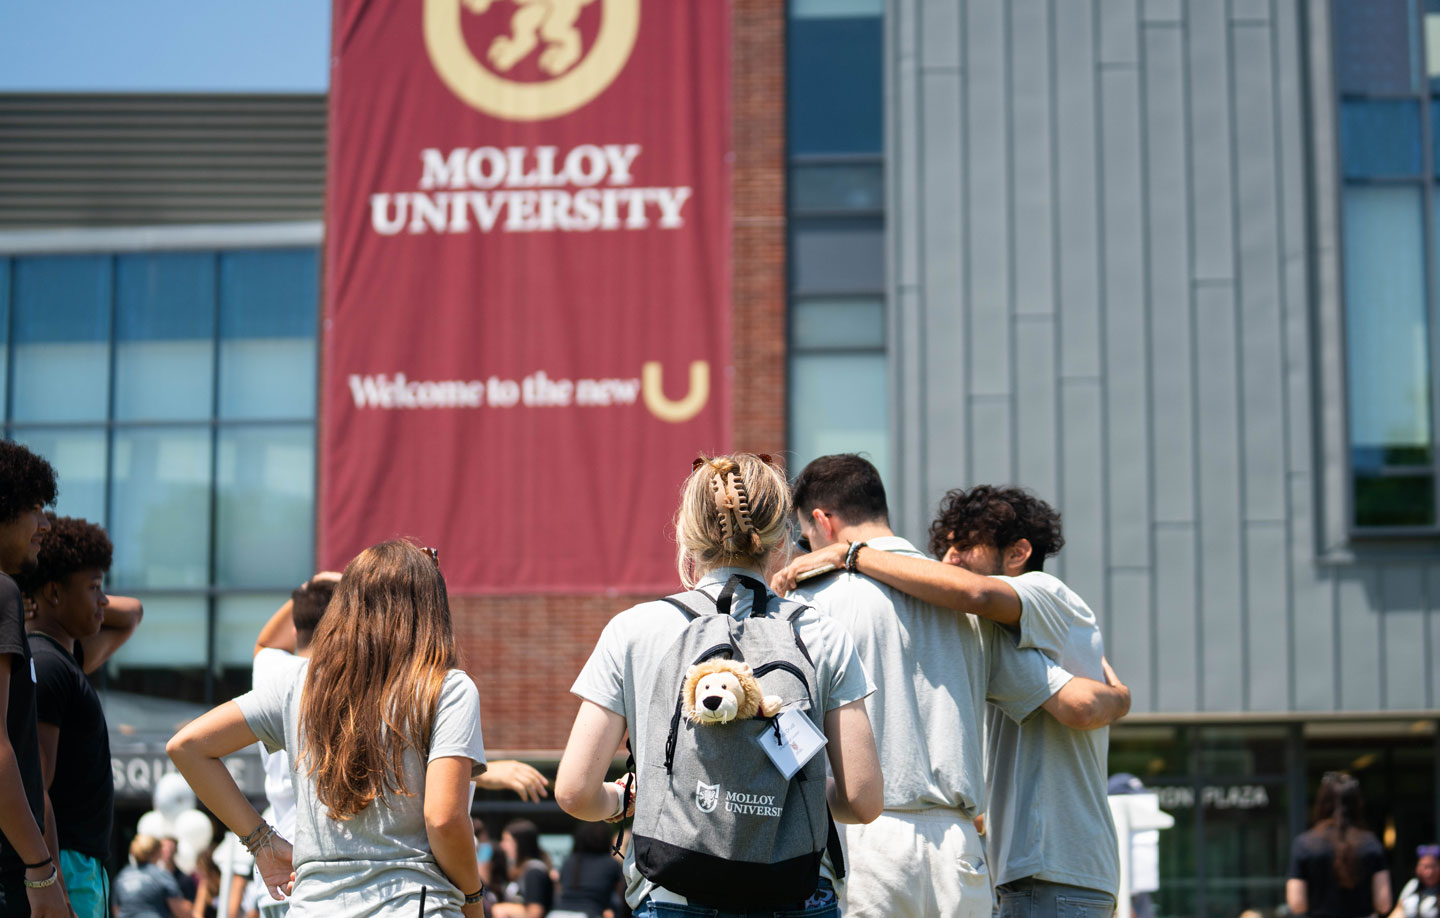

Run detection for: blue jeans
[[995, 878, 1115, 918], [633, 880, 838, 918]]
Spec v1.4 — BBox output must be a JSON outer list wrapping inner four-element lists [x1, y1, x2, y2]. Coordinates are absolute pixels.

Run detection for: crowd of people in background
[[0, 437, 1434, 917]]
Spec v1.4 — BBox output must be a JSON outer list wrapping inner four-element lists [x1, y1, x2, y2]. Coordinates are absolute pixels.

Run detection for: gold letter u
[[642, 360, 709, 424]]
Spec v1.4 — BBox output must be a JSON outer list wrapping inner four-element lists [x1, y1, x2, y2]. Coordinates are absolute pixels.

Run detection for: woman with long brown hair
[[168, 541, 487, 918], [1287, 772, 1393, 918]]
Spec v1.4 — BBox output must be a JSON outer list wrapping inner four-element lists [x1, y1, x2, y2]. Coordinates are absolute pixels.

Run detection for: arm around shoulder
[[852, 547, 1022, 627]]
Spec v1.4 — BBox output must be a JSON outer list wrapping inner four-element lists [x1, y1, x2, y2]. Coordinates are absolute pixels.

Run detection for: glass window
[[214, 593, 289, 668], [1342, 186, 1435, 526], [0, 258, 9, 415], [787, 14, 883, 156], [11, 255, 111, 423], [115, 253, 216, 420], [9, 428, 107, 524], [792, 220, 885, 296], [792, 299, 885, 350], [105, 595, 208, 667], [792, 0, 883, 16], [1109, 725, 1191, 780], [0, 245, 318, 705], [1196, 725, 1290, 777], [215, 425, 314, 588], [109, 428, 213, 588], [1334, 2, 1440, 529], [791, 163, 884, 214], [218, 249, 318, 419], [790, 353, 890, 487], [1335, 0, 1421, 93], [1340, 100, 1422, 177]]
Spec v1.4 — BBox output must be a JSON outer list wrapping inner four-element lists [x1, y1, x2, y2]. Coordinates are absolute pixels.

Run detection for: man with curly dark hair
[[776, 456, 1129, 918], [21, 514, 142, 918], [0, 439, 69, 918], [777, 478, 1128, 918]]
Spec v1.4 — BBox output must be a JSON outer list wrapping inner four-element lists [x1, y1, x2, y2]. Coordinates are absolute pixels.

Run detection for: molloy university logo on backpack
[[694, 782, 782, 818], [372, 1, 688, 237]]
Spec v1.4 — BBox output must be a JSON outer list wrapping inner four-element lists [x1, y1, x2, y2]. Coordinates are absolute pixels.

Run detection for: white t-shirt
[[235, 662, 487, 918], [251, 648, 305, 839], [984, 571, 1119, 895], [790, 536, 1072, 815], [570, 567, 874, 908], [1399, 877, 1440, 918]]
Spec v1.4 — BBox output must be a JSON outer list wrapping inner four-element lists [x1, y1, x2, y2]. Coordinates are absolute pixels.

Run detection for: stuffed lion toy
[[682, 659, 783, 725]]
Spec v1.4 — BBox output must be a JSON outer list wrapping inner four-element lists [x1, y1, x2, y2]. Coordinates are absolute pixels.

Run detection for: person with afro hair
[[20, 514, 142, 918], [776, 479, 1129, 918], [0, 439, 69, 917]]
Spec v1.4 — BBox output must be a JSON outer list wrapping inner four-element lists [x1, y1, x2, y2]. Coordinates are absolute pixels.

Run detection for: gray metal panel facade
[[888, 0, 1440, 715], [0, 94, 326, 228]]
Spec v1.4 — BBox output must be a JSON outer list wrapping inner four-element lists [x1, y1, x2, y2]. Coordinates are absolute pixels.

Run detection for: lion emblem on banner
[[462, 0, 595, 75], [425, 0, 638, 121]]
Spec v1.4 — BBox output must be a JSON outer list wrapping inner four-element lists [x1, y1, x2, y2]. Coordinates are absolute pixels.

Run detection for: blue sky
[[0, 1, 331, 92]]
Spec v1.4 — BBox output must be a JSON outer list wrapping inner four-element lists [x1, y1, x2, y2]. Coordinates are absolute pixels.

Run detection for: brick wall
[[454, 2, 788, 757]]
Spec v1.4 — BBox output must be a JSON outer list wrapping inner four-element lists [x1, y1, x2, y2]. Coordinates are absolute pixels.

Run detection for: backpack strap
[[827, 814, 846, 880], [661, 593, 714, 618], [716, 574, 771, 617]]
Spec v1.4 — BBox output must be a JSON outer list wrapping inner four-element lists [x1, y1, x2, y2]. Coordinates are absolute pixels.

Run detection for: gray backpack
[[628, 574, 844, 909]]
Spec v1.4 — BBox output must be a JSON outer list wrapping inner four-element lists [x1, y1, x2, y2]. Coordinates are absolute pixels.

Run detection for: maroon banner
[[320, 0, 731, 592]]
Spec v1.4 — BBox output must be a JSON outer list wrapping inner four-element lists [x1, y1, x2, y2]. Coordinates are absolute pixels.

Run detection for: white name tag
[[756, 708, 827, 779]]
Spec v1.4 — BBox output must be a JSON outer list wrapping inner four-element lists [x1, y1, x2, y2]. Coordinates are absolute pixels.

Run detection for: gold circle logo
[[424, 0, 640, 122]]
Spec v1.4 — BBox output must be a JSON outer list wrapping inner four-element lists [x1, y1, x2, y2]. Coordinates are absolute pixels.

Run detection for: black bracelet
[[844, 541, 866, 573], [21, 855, 52, 870], [463, 883, 486, 905]]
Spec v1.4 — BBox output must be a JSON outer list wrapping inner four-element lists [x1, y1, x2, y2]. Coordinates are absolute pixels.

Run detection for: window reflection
[[109, 428, 213, 588], [218, 249, 318, 419], [11, 255, 111, 423], [790, 353, 890, 488], [115, 253, 216, 420], [215, 426, 314, 588], [214, 594, 289, 668], [3, 246, 319, 704], [9, 427, 107, 524]]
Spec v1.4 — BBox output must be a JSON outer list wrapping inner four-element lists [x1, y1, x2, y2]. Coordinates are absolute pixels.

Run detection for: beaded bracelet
[[844, 540, 867, 573], [240, 820, 278, 855], [22, 865, 58, 889], [463, 884, 486, 906]]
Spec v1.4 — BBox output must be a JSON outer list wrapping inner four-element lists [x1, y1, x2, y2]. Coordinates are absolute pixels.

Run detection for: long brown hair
[[298, 540, 457, 820], [1313, 772, 1369, 888]]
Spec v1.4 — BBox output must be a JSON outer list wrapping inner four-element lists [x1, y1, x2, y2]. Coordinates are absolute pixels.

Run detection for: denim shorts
[[995, 877, 1115, 918]]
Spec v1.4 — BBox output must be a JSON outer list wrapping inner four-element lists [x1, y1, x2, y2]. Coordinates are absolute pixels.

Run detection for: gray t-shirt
[[984, 571, 1119, 895], [570, 567, 874, 907], [790, 536, 1072, 815], [113, 863, 182, 918], [235, 663, 487, 918]]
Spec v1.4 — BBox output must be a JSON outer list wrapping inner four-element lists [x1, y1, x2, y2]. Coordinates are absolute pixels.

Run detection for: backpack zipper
[[664, 643, 739, 771], [751, 660, 814, 709]]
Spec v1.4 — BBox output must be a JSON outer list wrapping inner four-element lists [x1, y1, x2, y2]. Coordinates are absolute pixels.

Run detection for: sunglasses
[[420, 546, 440, 568]]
